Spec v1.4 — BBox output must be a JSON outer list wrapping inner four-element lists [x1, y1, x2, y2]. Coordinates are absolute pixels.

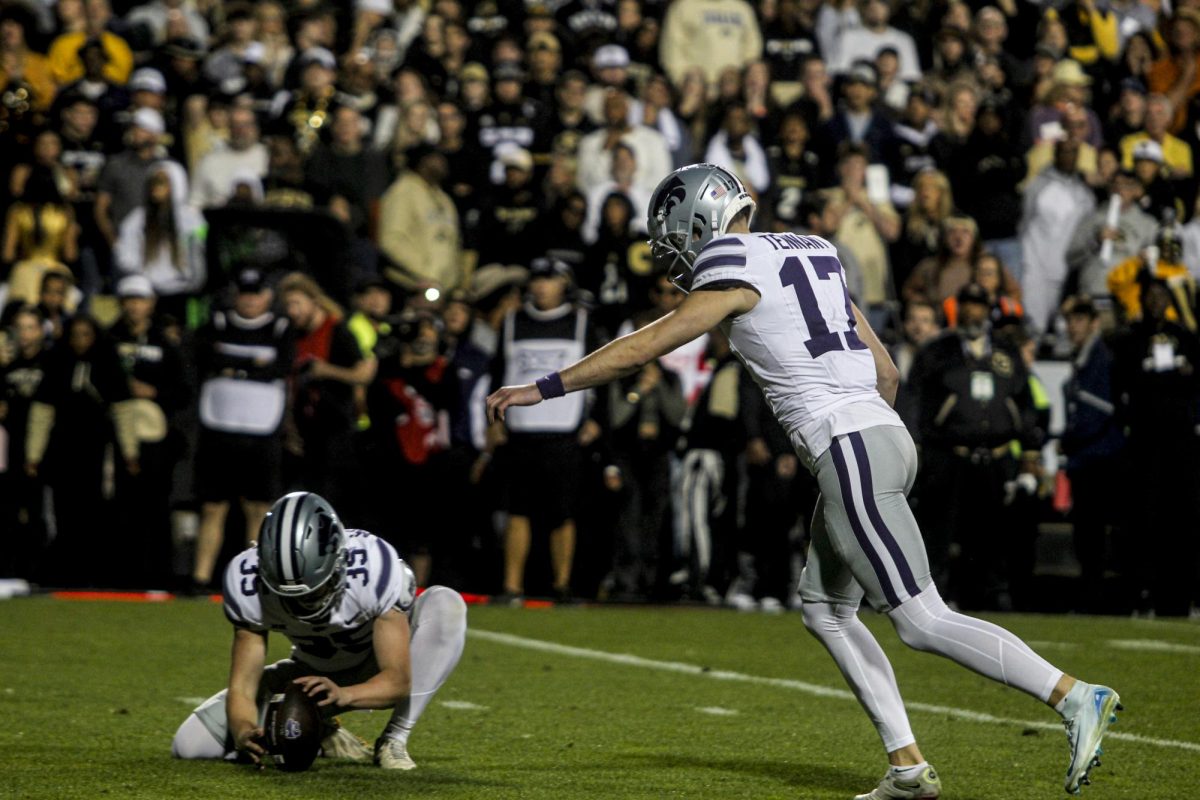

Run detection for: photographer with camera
[[365, 307, 456, 587]]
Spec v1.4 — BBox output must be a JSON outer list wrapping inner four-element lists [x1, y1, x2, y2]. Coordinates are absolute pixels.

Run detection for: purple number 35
[[779, 255, 868, 358]]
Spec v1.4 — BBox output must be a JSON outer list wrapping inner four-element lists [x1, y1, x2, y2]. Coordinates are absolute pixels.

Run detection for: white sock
[[384, 587, 467, 742], [889, 762, 927, 777], [1055, 680, 1091, 717]]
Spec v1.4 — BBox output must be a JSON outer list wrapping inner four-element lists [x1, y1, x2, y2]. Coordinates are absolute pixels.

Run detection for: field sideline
[[2, 596, 1198, 799]]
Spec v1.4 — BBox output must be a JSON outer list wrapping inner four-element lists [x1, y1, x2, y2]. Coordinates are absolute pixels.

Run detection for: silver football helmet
[[647, 164, 756, 291], [257, 492, 348, 621]]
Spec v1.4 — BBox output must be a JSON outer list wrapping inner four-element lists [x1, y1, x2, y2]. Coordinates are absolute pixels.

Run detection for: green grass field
[[1, 596, 1197, 800]]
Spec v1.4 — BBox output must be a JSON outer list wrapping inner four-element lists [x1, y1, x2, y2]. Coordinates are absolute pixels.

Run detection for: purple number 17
[[779, 255, 868, 358]]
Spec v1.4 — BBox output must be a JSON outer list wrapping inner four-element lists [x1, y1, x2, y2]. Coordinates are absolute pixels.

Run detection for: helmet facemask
[[275, 552, 347, 622]]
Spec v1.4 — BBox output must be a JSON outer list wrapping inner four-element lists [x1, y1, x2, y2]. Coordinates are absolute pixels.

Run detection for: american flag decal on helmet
[[710, 185, 727, 200]]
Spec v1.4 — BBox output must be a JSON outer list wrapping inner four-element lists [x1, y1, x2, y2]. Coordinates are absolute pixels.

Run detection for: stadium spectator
[[739, 368, 809, 612], [94, 108, 174, 249], [659, 0, 762, 90], [378, 144, 461, 291], [0, 4, 56, 111], [2, 166, 80, 306], [828, 145, 898, 326], [476, 146, 541, 268], [188, 107, 268, 209], [109, 274, 188, 587], [1111, 276, 1200, 616], [0, 306, 49, 580], [576, 90, 671, 198], [830, 0, 919, 81], [954, 100, 1025, 281], [582, 143, 650, 246], [904, 214, 984, 306], [884, 87, 940, 210], [705, 104, 770, 193], [893, 168, 954, 291], [890, 299, 940, 384], [280, 272, 375, 510], [188, 269, 292, 593], [113, 161, 205, 321], [591, 315, 687, 602], [1107, 224, 1197, 329], [1059, 295, 1124, 613], [27, 315, 137, 587], [47, 1, 133, 87], [1146, 10, 1200, 134], [819, 61, 894, 165], [1066, 169, 1157, 301], [941, 252, 1024, 328], [1119, 94, 1193, 178], [126, 0, 209, 51], [1019, 139, 1097, 334]]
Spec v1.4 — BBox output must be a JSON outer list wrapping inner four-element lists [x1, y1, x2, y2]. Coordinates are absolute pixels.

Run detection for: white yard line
[[1107, 639, 1200, 655], [469, 629, 1200, 754], [440, 700, 490, 710], [695, 707, 739, 716]]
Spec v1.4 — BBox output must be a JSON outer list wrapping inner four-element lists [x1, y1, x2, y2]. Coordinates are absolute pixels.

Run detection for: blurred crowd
[[1, 0, 1199, 616]]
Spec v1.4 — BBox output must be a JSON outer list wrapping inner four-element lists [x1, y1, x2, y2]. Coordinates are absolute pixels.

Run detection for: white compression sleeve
[[386, 586, 468, 739], [888, 586, 1062, 703], [801, 601, 916, 752]]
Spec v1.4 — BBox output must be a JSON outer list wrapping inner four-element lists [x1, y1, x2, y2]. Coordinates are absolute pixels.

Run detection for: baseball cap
[[116, 274, 155, 299], [492, 61, 526, 83], [130, 68, 167, 95], [131, 107, 165, 135], [593, 44, 630, 70], [235, 268, 268, 293], [242, 41, 266, 65], [530, 255, 573, 280], [1052, 59, 1092, 87], [1119, 77, 1147, 96], [298, 47, 337, 71], [163, 37, 205, 60], [499, 146, 533, 171], [1132, 139, 1165, 164], [529, 31, 561, 52], [846, 61, 878, 87], [354, 274, 390, 294], [956, 282, 990, 306]]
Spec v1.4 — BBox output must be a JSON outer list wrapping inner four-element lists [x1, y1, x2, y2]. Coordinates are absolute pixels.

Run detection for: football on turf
[[263, 684, 323, 772]]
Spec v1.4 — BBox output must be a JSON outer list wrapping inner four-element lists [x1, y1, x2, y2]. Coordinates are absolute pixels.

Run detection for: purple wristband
[[536, 371, 566, 399]]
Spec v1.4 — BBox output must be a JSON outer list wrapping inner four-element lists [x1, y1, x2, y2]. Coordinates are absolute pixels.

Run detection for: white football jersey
[[690, 232, 904, 468], [221, 530, 417, 673]]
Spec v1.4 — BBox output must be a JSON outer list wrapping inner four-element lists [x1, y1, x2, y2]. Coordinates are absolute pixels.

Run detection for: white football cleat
[[375, 736, 417, 770], [854, 764, 942, 800], [1063, 684, 1122, 794], [320, 724, 373, 762]]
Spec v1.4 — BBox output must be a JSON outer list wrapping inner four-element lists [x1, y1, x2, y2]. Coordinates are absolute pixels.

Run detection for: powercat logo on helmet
[[653, 175, 687, 221]]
